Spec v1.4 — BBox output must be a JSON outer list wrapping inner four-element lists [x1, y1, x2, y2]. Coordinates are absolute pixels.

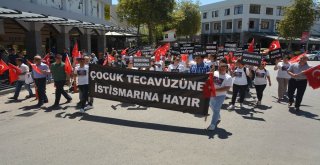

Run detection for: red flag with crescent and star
[[303, 65, 320, 89], [27, 60, 43, 74], [42, 54, 51, 66], [269, 40, 281, 51], [0, 59, 9, 75], [289, 52, 307, 64], [8, 63, 22, 84]]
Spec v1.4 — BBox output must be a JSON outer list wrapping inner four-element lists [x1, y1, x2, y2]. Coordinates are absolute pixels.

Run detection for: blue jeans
[[210, 95, 226, 126], [13, 80, 33, 99]]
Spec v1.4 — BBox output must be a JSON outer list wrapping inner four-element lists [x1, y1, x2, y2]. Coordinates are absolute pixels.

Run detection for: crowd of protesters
[[0, 45, 313, 131]]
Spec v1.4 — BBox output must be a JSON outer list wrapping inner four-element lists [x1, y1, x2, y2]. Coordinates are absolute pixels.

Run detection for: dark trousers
[[54, 80, 71, 105], [255, 84, 267, 101], [288, 79, 307, 108], [34, 78, 48, 104], [78, 84, 89, 109], [231, 84, 247, 105]]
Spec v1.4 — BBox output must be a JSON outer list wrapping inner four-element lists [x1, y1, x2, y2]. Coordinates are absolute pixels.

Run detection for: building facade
[[0, 0, 113, 56], [200, 0, 320, 49]]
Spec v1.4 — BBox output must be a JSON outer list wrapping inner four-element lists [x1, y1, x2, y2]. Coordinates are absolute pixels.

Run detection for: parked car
[[307, 51, 320, 61]]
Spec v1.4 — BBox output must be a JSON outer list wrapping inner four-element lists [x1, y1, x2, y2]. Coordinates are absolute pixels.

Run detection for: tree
[[117, 0, 175, 45], [175, 0, 201, 41], [278, 0, 315, 50]]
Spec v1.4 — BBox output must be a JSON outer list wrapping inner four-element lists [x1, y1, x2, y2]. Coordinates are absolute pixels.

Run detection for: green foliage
[[117, 0, 176, 44], [278, 0, 315, 40], [175, 0, 201, 37], [104, 4, 110, 20]]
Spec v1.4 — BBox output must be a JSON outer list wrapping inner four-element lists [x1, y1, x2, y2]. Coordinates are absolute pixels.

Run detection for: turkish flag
[[121, 48, 128, 55], [8, 63, 22, 84], [304, 65, 320, 89], [289, 52, 306, 64], [72, 42, 80, 58], [203, 73, 216, 98], [181, 54, 188, 62], [42, 54, 51, 66], [65, 56, 72, 75], [135, 50, 142, 57], [27, 60, 43, 74], [269, 40, 281, 51], [0, 59, 9, 75], [103, 55, 115, 66], [248, 38, 255, 53]]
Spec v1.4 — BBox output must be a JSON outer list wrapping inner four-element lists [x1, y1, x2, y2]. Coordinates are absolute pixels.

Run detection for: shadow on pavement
[[55, 112, 232, 139], [289, 107, 320, 121], [19, 104, 43, 111], [111, 102, 148, 111]]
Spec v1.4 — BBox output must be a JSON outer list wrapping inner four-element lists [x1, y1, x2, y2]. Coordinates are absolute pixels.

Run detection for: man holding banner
[[207, 58, 233, 131]]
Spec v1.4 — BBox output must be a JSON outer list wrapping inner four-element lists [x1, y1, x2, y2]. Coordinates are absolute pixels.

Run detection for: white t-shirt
[[276, 62, 291, 79], [254, 68, 270, 85], [168, 64, 185, 72], [18, 63, 29, 81], [214, 71, 233, 96], [74, 65, 89, 85], [233, 67, 250, 85]]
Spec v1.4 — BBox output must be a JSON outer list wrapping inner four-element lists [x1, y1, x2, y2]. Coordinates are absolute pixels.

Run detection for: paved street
[[0, 61, 319, 165]]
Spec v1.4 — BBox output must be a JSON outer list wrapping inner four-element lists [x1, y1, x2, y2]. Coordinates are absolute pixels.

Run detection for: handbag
[[25, 72, 34, 84]]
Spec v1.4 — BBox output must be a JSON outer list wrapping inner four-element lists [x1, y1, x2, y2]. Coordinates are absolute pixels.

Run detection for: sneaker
[[84, 105, 93, 110], [227, 105, 235, 110], [288, 102, 293, 107], [206, 124, 216, 131], [256, 101, 261, 106], [80, 108, 85, 113], [9, 97, 17, 100], [240, 103, 244, 109]]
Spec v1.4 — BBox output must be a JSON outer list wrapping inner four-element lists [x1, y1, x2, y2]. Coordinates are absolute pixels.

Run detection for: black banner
[[133, 57, 151, 68], [180, 43, 194, 54], [269, 48, 282, 59], [141, 46, 154, 56], [217, 51, 225, 60], [241, 52, 262, 66], [224, 42, 237, 52], [170, 46, 180, 56], [234, 47, 243, 56], [194, 44, 206, 56], [205, 43, 218, 54], [89, 65, 210, 115]]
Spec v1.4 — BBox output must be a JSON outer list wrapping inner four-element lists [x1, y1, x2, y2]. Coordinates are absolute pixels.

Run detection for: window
[[249, 21, 255, 29], [266, 7, 273, 15], [234, 5, 243, 15], [212, 10, 219, 17], [165, 34, 168, 38], [315, 11, 320, 21], [213, 23, 220, 30], [203, 12, 207, 19], [226, 22, 232, 29], [261, 21, 269, 29], [238, 21, 242, 29], [225, 8, 230, 16], [250, 4, 261, 14], [205, 23, 210, 31], [275, 21, 280, 31], [276, 6, 284, 16]]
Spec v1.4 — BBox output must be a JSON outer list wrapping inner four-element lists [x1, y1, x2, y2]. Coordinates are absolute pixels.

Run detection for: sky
[[111, 0, 224, 6]]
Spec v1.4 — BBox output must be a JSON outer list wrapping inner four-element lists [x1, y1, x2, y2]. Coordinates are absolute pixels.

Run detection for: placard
[[194, 44, 206, 56], [133, 57, 151, 68], [180, 43, 194, 54], [269, 48, 283, 59], [224, 42, 237, 52], [241, 52, 263, 66], [205, 43, 218, 54]]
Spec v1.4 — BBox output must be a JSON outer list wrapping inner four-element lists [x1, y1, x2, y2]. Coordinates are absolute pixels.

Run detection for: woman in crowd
[[227, 59, 252, 110], [254, 62, 271, 106], [274, 56, 291, 102], [168, 57, 185, 72]]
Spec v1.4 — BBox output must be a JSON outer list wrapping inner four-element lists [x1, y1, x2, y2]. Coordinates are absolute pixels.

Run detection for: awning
[[0, 7, 20, 14], [105, 31, 125, 36], [0, 11, 45, 18]]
